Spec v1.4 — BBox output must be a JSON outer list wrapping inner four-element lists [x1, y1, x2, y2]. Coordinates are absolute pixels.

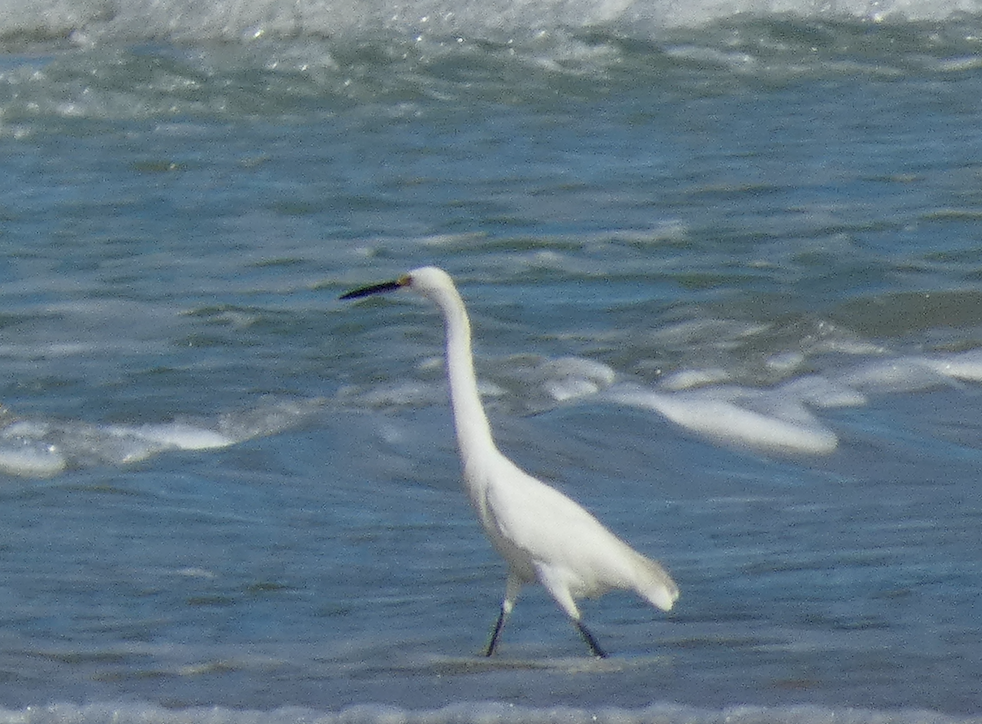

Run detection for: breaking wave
[[3, 0, 982, 46]]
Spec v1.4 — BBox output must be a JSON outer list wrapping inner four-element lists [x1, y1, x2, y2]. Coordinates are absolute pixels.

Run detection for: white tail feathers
[[635, 554, 680, 611]]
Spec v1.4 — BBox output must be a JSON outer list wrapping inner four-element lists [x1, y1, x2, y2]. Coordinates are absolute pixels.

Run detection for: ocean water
[[1, 0, 982, 721]]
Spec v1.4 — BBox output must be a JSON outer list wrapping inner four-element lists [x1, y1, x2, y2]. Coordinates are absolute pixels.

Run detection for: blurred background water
[[1, 0, 982, 721]]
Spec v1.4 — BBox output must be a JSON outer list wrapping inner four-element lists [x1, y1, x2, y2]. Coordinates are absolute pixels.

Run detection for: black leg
[[486, 574, 522, 657], [485, 604, 508, 656], [574, 619, 608, 659]]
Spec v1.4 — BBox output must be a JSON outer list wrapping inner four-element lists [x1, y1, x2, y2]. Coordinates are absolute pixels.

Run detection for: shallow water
[[0, 0, 981, 721]]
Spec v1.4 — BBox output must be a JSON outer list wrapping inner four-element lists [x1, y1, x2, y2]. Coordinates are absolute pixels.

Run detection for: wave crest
[[5, 0, 982, 46]]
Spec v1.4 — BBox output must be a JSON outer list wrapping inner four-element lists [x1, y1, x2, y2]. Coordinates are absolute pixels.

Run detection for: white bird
[[341, 266, 678, 658]]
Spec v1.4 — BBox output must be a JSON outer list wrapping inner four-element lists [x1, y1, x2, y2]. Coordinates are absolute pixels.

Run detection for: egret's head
[[339, 266, 455, 302]]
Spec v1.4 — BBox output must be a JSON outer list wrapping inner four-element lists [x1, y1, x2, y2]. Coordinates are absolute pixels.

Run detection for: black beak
[[339, 278, 407, 301]]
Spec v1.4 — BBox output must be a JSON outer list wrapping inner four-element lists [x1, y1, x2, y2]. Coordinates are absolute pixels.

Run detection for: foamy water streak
[[0, 398, 323, 477], [4, 0, 982, 45], [5, 331, 982, 477], [335, 342, 982, 457], [610, 348, 982, 454], [0, 701, 975, 724]]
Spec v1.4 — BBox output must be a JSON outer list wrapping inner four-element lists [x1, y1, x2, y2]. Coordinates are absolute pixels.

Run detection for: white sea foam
[[0, 702, 973, 724], [6, 343, 982, 475], [0, 398, 322, 478], [540, 356, 617, 402], [125, 422, 232, 451], [607, 383, 841, 455], [923, 348, 982, 381], [604, 346, 982, 455], [329, 340, 982, 458], [660, 367, 732, 391], [2, 0, 980, 45], [841, 358, 951, 393], [0, 438, 67, 478], [777, 375, 867, 409]]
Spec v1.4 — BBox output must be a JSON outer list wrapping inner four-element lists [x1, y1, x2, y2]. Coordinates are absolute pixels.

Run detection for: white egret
[[341, 267, 678, 658]]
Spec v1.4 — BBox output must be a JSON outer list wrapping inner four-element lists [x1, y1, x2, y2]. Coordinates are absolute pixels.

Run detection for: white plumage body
[[467, 448, 677, 614]]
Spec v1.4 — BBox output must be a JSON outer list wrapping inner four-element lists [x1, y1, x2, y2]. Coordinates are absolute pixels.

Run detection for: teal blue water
[[1, 3, 982, 721]]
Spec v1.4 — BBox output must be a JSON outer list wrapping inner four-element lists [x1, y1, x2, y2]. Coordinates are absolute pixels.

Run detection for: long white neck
[[431, 283, 497, 470]]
